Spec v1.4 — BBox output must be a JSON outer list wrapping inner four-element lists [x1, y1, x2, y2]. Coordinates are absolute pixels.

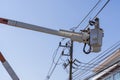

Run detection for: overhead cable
[[84, 0, 110, 30], [45, 46, 61, 80], [71, 0, 102, 31], [45, 39, 70, 80], [73, 40, 120, 80]]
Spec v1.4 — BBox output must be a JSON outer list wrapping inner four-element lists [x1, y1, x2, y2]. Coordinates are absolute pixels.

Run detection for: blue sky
[[0, 0, 120, 80]]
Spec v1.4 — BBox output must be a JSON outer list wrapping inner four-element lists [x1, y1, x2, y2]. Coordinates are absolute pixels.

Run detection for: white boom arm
[[0, 18, 103, 53], [0, 52, 19, 80], [0, 18, 88, 43]]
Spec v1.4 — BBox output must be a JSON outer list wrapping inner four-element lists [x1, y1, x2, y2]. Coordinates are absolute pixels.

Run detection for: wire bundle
[[72, 41, 120, 80]]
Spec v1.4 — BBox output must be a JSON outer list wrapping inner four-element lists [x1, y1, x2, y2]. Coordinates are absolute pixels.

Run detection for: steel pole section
[[69, 40, 73, 80]]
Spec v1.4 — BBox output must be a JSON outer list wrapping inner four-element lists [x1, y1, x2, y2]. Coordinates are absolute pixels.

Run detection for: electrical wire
[[70, 0, 102, 31], [45, 39, 71, 80], [73, 40, 120, 80], [73, 41, 120, 80], [53, 46, 60, 63], [45, 47, 59, 80], [84, 0, 110, 30], [85, 60, 120, 80], [76, 48, 120, 79], [79, 47, 120, 80], [45, 53, 62, 80], [47, 54, 62, 80], [45, 39, 64, 79], [72, 62, 114, 73]]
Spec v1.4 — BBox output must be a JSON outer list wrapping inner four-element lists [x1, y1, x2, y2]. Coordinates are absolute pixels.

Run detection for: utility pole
[[59, 39, 74, 80], [69, 40, 73, 80]]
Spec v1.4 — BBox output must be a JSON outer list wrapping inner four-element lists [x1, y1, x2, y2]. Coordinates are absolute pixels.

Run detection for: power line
[[73, 41, 120, 79], [73, 41, 120, 80], [45, 45, 61, 80], [71, 0, 102, 31], [84, 0, 110, 30], [45, 49, 58, 79], [52, 46, 61, 64], [85, 60, 120, 80], [45, 53, 62, 80], [45, 39, 71, 80], [72, 40, 120, 80], [48, 54, 62, 80]]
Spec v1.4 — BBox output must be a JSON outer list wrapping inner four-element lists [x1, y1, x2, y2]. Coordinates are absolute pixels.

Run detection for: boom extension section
[[0, 18, 88, 42], [0, 52, 19, 80], [0, 18, 103, 53]]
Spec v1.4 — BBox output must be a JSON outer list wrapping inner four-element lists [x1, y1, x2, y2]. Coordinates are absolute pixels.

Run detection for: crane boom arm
[[0, 17, 104, 53], [0, 18, 89, 43], [0, 52, 19, 80]]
